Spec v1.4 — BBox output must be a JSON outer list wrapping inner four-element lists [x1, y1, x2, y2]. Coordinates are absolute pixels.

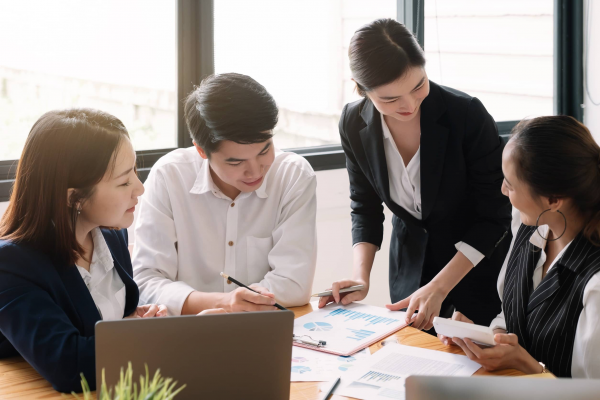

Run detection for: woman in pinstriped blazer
[[439, 116, 600, 378]]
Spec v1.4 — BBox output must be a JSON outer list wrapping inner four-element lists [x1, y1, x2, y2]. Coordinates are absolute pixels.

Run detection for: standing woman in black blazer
[[319, 19, 512, 330]]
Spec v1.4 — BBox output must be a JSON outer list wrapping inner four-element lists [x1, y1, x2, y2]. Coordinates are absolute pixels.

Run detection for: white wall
[[584, 0, 600, 143], [0, 168, 393, 307]]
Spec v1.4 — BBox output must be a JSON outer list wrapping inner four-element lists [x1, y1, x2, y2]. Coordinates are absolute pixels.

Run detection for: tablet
[[433, 317, 496, 347]]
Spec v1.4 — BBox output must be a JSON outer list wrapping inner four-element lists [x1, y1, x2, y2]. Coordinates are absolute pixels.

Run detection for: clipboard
[[292, 303, 409, 356]]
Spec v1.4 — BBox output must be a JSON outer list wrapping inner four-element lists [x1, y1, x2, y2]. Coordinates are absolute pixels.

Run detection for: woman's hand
[[317, 278, 369, 308], [197, 308, 227, 316], [438, 311, 473, 345], [386, 280, 447, 330], [126, 304, 168, 318], [452, 333, 542, 374]]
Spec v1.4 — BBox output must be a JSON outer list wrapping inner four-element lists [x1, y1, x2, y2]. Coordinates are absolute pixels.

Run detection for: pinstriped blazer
[[503, 224, 600, 377]]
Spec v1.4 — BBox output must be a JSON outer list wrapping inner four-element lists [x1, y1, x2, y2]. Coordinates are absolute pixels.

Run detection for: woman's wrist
[[518, 348, 543, 374]]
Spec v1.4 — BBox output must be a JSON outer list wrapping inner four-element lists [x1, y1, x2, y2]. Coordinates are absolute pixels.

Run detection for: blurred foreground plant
[[66, 363, 185, 400]]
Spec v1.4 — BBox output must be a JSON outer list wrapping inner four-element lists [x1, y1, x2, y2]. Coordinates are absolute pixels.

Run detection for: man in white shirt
[[132, 73, 317, 315]]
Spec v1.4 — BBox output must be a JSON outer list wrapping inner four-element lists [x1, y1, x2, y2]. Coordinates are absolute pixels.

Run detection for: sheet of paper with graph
[[336, 344, 481, 400], [292, 303, 409, 356], [290, 346, 371, 382]]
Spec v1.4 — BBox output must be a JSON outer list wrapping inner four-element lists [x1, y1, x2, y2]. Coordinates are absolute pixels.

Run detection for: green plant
[[66, 363, 185, 400]]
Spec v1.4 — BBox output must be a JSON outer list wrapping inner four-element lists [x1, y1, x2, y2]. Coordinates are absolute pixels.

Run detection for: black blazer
[[339, 81, 512, 324], [0, 229, 139, 393]]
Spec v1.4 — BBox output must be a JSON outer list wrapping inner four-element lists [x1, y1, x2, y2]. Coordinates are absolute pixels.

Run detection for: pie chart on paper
[[303, 322, 333, 332], [292, 366, 311, 374]]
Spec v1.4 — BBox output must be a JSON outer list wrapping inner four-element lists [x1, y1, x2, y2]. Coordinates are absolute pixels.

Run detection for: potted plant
[[68, 363, 185, 400]]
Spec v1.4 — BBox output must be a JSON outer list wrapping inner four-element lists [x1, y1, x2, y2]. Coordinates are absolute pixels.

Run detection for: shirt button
[[228, 241, 234, 246], [231, 202, 235, 207]]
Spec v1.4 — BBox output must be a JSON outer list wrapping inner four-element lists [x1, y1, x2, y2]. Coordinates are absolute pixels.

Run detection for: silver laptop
[[96, 311, 294, 400], [406, 376, 600, 400]]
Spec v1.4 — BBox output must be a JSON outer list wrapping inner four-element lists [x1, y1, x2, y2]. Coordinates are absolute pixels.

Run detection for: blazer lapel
[[103, 232, 140, 317], [56, 265, 101, 336], [526, 267, 562, 313], [359, 100, 391, 203], [527, 232, 589, 314], [420, 82, 449, 221], [111, 256, 139, 317]]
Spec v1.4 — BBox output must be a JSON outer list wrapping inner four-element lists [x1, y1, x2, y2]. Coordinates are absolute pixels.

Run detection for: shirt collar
[[90, 227, 115, 273], [189, 157, 269, 200], [190, 158, 218, 195], [254, 169, 269, 199], [380, 113, 393, 140], [529, 224, 549, 248]]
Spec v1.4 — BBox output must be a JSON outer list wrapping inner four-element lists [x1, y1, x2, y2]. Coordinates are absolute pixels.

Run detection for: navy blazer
[[0, 229, 139, 393], [339, 81, 512, 325]]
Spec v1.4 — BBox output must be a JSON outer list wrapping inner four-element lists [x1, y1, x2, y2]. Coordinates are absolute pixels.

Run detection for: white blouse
[[492, 209, 600, 378], [380, 114, 485, 267], [76, 227, 127, 321]]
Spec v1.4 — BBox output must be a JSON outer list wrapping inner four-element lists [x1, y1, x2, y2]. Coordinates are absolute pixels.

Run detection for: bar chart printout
[[358, 370, 402, 383], [347, 328, 375, 341], [325, 308, 399, 327]]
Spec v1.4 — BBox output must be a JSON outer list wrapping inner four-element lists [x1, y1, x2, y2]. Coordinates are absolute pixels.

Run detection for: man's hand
[[218, 286, 278, 312]]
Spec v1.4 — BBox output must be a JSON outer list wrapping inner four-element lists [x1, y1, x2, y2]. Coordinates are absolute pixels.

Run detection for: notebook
[[293, 303, 409, 356]]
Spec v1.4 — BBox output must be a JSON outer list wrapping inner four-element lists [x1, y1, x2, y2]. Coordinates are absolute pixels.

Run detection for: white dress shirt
[[132, 147, 317, 315], [492, 208, 600, 378], [76, 227, 126, 321], [380, 114, 485, 266]]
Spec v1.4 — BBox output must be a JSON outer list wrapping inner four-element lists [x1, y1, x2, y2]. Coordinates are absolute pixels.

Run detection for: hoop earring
[[535, 209, 567, 242]]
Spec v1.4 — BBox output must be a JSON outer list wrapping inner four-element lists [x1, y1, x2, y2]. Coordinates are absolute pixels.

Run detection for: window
[[0, 0, 177, 161], [214, 0, 397, 149], [0, 0, 583, 202], [424, 0, 554, 123]]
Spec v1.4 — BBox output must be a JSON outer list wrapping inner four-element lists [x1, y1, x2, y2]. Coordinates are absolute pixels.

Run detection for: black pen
[[320, 376, 340, 400], [220, 272, 288, 311]]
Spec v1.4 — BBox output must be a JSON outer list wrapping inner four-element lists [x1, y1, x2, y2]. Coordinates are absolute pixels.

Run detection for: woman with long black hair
[[320, 19, 512, 331]]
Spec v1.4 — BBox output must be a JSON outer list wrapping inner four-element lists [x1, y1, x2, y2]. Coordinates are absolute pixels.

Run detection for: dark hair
[[0, 108, 129, 265], [349, 18, 426, 97], [184, 73, 278, 155], [509, 116, 600, 246]]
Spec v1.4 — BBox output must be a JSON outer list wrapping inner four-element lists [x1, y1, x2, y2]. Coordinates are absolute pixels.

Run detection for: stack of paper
[[293, 303, 409, 356], [336, 343, 482, 400]]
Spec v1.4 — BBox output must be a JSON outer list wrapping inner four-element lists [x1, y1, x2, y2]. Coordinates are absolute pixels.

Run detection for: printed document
[[337, 344, 481, 400], [290, 347, 370, 382]]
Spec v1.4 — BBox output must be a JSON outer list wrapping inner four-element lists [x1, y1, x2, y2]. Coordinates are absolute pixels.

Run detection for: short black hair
[[349, 18, 426, 97], [184, 73, 278, 155]]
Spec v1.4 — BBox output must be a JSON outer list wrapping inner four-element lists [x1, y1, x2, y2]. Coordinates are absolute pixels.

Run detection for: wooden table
[[0, 303, 524, 399]]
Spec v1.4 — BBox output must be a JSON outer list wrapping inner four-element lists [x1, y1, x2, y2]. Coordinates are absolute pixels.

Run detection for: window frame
[[0, 0, 583, 201]]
